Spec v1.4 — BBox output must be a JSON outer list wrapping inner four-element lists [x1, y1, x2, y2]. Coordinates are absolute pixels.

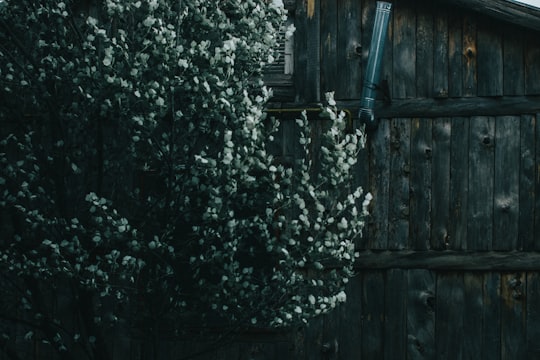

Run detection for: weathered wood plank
[[393, 0, 417, 99], [337, 273, 362, 360], [406, 269, 435, 360], [361, 271, 385, 359], [435, 272, 463, 360], [525, 31, 540, 95], [366, 118, 390, 249], [520, 114, 536, 251], [332, 95, 540, 119], [352, 250, 540, 271], [463, 273, 483, 358], [503, 24, 525, 96], [388, 118, 410, 250], [302, 316, 324, 360], [527, 272, 540, 357], [322, 296, 339, 360], [336, 0, 363, 99], [482, 273, 501, 360], [467, 116, 494, 250], [477, 16, 503, 96], [536, 114, 540, 251], [384, 269, 407, 360], [435, 0, 540, 32], [449, 117, 468, 250], [410, 118, 432, 250], [462, 15, 477, 97], [320, 0, 337, 94], [295, 0, 320, 102], [433, 6, 449, 98], [431, 118, 451, 250], [493, 116, 520, 250], [501, 273, 526, 358], [416, 2, 434, 98], [448, 12, 462, 97]]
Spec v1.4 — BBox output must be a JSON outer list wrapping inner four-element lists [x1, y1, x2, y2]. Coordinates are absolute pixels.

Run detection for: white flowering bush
[[0, 0, 370, 357]]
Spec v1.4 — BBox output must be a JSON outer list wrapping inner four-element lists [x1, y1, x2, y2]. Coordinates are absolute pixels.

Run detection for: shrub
[[0, 0, 369, 357]]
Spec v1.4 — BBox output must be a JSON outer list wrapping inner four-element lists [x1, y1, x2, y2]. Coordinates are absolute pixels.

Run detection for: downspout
[[358, 1, 392, 130]]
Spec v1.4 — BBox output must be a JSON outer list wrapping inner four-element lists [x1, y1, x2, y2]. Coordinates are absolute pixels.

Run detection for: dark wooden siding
[[273, 0, 540, 358]]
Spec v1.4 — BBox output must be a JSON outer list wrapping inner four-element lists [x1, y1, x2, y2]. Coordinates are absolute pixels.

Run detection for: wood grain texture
[[388, 118, 411, 250], [384, 269, 407, 360], [431, 118, 451, 250], [493, 116, 520, 250], [435, 273, 464, 360], [353, 250, 540, 270], [433, 7, 449, 98], [393, 0, 417, 99], [366, 118, 390, 249], [409, 118, 432, 250], [361, 271, 385, 359], [467, 116, 494, 250], [477, 16, 503, 96], [336, 0, 363, 99], [406, 269, 435, 360], [449, 117, 469, 250], [520, 115, 536, 251]]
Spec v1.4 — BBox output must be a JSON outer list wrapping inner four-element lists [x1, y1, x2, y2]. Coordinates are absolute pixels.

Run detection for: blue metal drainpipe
[[358, 1, 392, 130]]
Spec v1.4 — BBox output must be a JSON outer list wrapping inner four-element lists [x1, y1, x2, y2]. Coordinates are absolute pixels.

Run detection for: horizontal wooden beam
[[338, 96, 540, 118], [353, 250, 540, 271], [436, 0, 540, 32]]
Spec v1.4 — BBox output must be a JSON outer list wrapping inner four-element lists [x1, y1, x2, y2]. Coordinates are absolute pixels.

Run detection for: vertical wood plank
[[463, 273, 483, 359], [302, 316, 324, 360], [407, 269, 435, 360], [367, 118, 390, 249], [482, 273, 501, 360], [503, 24, 525, 96], [433, 6, 449, 98], [494, 116, 520, 250], [449, 117, 468, 250], [477, 17, 503, 96], [320, 0, 337, 94], [435, 272, 464, 360], [431, 118, 451, 250], [338, 274, 362, 360], [295, 0, 321, 102], [322, 300, 340, 360], [520, 115, 536, 251], [384, 269, 407, 360], [536, 114, 540, 250], [527, 272, 540, 357], [525, 32, 540, 95], [467, 116, 495, 250], [361, 271, 385, 359], [389, 118, 411, 250], [501, 273, 526, 359], [462, 15, 477, 97], [416, 2, 434, 98], [393, 0, 417, 99], [448, 12, 462, 98], [410, 118, 432, 250], [336, 0, 363, 99]]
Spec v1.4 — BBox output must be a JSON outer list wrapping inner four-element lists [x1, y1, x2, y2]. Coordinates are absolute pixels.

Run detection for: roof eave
[[437, 0, 540, 32]]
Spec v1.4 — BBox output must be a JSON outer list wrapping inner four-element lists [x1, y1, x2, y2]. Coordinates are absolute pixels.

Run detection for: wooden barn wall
[[292, 0, 540, 103], [3, 0, 540, 359], [281, 0, 540, 359]]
